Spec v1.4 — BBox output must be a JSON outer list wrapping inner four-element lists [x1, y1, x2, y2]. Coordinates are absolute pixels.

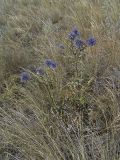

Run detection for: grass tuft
[[0, 0, 120, 159]]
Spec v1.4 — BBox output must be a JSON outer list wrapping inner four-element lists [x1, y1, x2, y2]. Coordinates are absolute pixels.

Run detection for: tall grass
[[0, 0, 120, 159]]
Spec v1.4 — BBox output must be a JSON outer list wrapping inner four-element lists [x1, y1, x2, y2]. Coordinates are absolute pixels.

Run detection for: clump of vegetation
[[0, 0, 120, 159]]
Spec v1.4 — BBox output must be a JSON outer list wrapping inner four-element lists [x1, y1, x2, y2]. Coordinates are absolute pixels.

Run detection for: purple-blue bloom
[[45, 59, 57, 69], [69, 32, 76, 40], [74, 39, 85, 48], [20, 71, 30, 83], [86, 37, 96, 46], [68, 26, 80, 40], [72, 26, 80, 36]]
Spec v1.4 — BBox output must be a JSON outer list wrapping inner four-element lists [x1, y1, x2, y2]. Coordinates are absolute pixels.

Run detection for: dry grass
[[0, 0, 120, 159]]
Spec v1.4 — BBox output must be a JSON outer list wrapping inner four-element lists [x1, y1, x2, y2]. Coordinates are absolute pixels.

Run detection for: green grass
[[0, 0, 120, 159]]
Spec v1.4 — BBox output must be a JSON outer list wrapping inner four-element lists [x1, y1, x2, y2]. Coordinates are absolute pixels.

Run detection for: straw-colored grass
[[0, 0, 120, 159]]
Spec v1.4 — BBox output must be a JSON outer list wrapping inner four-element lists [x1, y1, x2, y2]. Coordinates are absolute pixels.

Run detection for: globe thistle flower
[[74, 39, 85, 49], [68, 32, 76, 40], [36, 67, 45, 76], [20, 71, 30, 83], [68, 26, 80, 40], [72, 26, 80, 36], [86, 37, 96, 46], [45, 59, 57, 69]]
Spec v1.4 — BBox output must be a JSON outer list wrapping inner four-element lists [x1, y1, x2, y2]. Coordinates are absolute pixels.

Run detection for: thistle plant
[[0, 0, 120, 159], [68, 26, 96, 78], [20, 71, 31, 83]]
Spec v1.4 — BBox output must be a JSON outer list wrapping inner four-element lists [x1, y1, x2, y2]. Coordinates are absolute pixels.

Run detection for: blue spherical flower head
[[86, 37, 96, 46], [20, 71, 30, 83], [68, 32, 76, 40], [72, 26, 80, 36], [74, 39, 85, 49], [68, 26, 80, 40], [36, 67, 45, 76], [45, 59, 57, 69]]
